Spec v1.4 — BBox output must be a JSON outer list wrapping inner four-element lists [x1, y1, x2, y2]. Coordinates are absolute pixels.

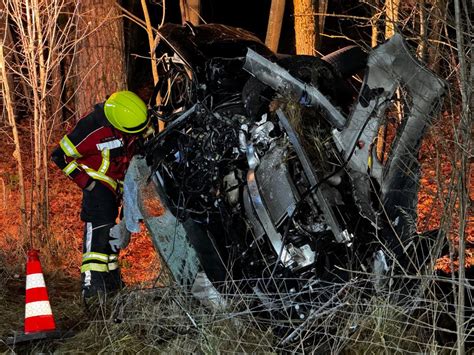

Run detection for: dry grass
[[0, 258, 24, 344], [0, 251, 85, 353], [54, 286, 276, 353], [1, 240, 471, 354]]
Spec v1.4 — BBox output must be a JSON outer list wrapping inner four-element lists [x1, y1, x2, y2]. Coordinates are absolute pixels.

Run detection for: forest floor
[[0, 111, 472, 352]]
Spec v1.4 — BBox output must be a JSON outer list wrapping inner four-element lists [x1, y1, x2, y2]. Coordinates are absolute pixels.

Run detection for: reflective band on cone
[[24, 250, 56, 334]]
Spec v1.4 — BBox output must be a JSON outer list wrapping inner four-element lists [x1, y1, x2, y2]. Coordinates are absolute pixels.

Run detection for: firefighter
[[51, 90, 149, 301]]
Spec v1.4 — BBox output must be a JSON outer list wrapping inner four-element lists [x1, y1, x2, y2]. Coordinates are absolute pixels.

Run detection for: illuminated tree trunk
[[385, 0, 400, 39], [316, 0, 327, 51], [453, 0, 472, 351], [417, 1, 427, 61], [0, 9, 16, 115], [142, 0, 165, 131], [0, 43, 27, 242], [293, 0, 316, 55], [76, 0, 126, 117], [369, 0, 380, 48], [426, 0, 447, 72], [265, 0, 286, 53], [180, 0, 201, 25]]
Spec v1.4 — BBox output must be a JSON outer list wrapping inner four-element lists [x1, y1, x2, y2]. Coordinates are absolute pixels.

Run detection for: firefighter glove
[[109, 220, 131, 252]]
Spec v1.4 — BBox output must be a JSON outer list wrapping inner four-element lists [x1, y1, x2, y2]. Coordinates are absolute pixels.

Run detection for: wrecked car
[[128, 23, 446, 329]]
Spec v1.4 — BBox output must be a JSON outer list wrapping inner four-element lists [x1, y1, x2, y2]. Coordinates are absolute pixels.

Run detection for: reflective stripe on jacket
[[51, 103, 134, 192]]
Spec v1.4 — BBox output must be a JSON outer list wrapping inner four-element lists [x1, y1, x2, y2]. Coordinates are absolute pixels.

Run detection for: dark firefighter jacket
[[51, 103, 135, 194]]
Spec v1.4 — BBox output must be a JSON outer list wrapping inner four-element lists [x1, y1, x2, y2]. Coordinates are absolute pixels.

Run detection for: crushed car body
[[125, 23, 446, 327]]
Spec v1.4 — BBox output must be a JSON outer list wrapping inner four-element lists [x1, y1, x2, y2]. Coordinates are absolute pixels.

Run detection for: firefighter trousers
[[80, 181, 123, 298]]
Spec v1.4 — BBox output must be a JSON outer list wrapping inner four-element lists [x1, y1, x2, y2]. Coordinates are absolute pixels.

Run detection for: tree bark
[[385, 0, 400, 38], [141, 0, 165, 132], [265, 0, 286, 53], [293, 0, 316, 55], [0, 42, 27, 242], [179, 0, 200, 26], [426, 0, 447, 72], [453, 0, 471, 352], [369, 0, 380, 48], [76, 0, 126, 117], [0, 7, 18, 117], [141, 0, 158, 87], [417, 1, 427, 61], [316, 0, 327, 51]]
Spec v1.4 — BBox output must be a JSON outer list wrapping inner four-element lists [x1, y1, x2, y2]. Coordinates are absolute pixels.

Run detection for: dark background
[[123, 0, 370, 94]]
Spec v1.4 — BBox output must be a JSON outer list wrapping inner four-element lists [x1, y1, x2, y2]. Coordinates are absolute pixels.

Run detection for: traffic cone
[[24, 249, 56, 334], [6, 249, 63, 345]]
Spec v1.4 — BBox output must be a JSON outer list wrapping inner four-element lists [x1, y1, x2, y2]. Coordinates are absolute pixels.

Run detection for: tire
[[322, 45, 367, 79]]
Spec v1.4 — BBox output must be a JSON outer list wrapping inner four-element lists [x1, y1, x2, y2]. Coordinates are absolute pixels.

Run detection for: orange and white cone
[[6, 249, 63, 345], [24, 249, 56, 333]]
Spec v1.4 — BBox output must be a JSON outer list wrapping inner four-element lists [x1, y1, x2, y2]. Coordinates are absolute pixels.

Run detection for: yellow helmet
[[104, 91, 149, 133]]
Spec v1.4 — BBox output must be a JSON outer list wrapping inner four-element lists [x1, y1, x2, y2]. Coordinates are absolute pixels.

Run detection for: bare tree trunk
[[0, 9, 16, 117], [76, 0, 126, 117], [417, 1, 427, 61], [0, 43, 27, 242], [179, 0, 200, 26], [369, 0, 380, 48], [45, 49, 63, 231], [316, 0, 328, 51], [385, 0, 400, 38], [4, 0, 87, 245], [49, 50, 63, 124], [453, 0, 471, 352], [141, 0, 165, 132], [293, 0, 316, 55], [265, 0, 286, 53], [427, 0, 447, 72], [141, 0, 158, 87], [33, 0, 50, 237], [5, 17, 34, 114]]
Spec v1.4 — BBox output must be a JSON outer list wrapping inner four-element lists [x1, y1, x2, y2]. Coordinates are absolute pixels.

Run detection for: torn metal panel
[[127, 157, 200, 288], [333, 34, 445, 183], [243, 48, 346, 129], [332, 33, 446, 229]]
